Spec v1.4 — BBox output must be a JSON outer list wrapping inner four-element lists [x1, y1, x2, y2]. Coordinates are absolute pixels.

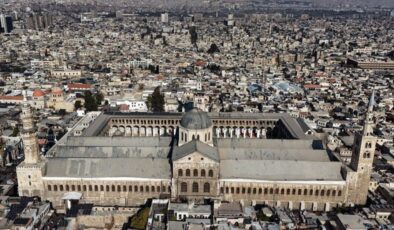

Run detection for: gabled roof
[[173, 140, 219, 162]]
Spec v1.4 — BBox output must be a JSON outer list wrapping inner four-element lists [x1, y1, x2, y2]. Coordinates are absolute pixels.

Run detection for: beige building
[[17, 93, 377, 211]]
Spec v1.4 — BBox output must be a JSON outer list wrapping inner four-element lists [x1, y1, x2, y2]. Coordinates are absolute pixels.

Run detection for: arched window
[[327, 190, 331, 196], [321, 190, 325, 196], [309, 189, 313, 196], [192, 182, 199, 193], [186, 169, 191, 176], [100, 185, 104, 191], [117, 185, 121, 192], [332, 190, 336, 196], [123, 185, 127, 192], [236, 187, 240, 194], [151, 186, 155, 192], [192, 135, 195, 140], [83, 185, 87, 191], [71, 185, 75, 191], [281, 188, 284, 195], [253, 188, 257, 194], [181, 182, 188, 192], [66, 185, 70, 191], [178, 169, 183, 177], [89, 185, 92, 191], [201, 169, 206, 177], [140, 186, 144, 192], [134, 185, 138, 192], [112, 185, 115, 192], [185, 134, 188, 142], [157, 186, 160, 192], [208, 170, 214, 177], [205, 134, 207, 142], [298, 189, 302, 195], [60, 185, 64, 191], [304, 189, 308, 195], [269, 188, 273, 194], [208, 132, 210, 141], [106, 185, 110, 192], [258, 188, 262, 194], [204, 183, 210, 193], [193, 169, 198, 177], [248, 188, 251, 194], [53, 185, 58, 191], [287, 188, 290, 195], [95, 185, 98, 191], [338, 190, 342, 196], [146, 186, 149, 192], [231, 187, 235, 194], [197, 135, 200, 140], [48, 185, 52, 191]]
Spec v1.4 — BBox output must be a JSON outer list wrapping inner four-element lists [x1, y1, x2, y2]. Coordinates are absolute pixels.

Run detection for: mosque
[[16, 93, 377, 211]]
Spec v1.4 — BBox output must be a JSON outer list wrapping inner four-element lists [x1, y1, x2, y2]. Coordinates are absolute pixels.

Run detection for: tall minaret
[[20, 91, 39, 164], [346, 91, 377, 205]]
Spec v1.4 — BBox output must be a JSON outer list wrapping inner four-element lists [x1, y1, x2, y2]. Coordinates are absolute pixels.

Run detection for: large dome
[[180, 108, 212, 130]]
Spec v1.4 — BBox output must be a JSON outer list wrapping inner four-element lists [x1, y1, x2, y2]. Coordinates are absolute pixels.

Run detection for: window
[[242, 188, 246, 194], [95, 185, 98, 191], [269, 188, 273, 194], [304, 189, 308, 195], [253, 188, 257, 194], [186, 169, 191, 176], [146, 186, 149, 192], [71, 185, 75, 191], [258, 188, 262, 194], [192, 182, 199, 193], [231, 187, 235, 194], [338, 190, 342, 196], [226, 187, 229, 194], [315, 190, 319, 196], [48, 185, 52, 191], [54, 185, 58, 191], [77, 185, 81, 191], [332, 190, 336, 196], [178, 169, 183, 177], [129, 185, 133, 192], [123, 185, 127, 192], [89, 185, 92, 191], [292, 189, 296, 195], [106, 185, 110, 192], [134, 186, 138, 192], [236, 187, 240, 194], [100, 185, 104, 191], [204, 183, 210, 193], [60, 185, 64, 191], [66, 185, 70, 191], [157, 186, 160, 192], [208, 170, 214, 177], [321, 190, 325, 196], [327, 190, 331, 196], [201, 169, 206, 177], [140, 186, 144, 192], [298, 189, 302, 195], [112, 185, 116, 192], [193, 169, 198, 177], [247, 188, 251, 194], [281, 188, 284, 195], [181, 182, 188, 192]]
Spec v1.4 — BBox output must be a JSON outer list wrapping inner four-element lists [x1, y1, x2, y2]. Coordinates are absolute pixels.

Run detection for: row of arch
[[180, 132, 211, 142], [178, 169, 214, 177], [180, 182, 210, 193], [212, 119, 277, 127], [111, 118, 179, 126], [221, 186, 343, 197], [109, 125, 175, 137], [47, 183, 171, 194]]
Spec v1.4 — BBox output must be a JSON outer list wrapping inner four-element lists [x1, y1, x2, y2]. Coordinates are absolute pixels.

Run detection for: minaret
[[347, 91, 377, 205], [21, 91, 40, 164]]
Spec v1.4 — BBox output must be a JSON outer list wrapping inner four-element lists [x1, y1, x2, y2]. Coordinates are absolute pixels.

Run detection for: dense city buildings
[[0, 0, 393, 229]]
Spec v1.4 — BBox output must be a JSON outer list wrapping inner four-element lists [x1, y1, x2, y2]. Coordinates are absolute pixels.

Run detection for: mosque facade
[[16, 94, 377, 211]]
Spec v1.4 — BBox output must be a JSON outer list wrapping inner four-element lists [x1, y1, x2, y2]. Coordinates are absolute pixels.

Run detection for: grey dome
[[180, 109, 212, 129]]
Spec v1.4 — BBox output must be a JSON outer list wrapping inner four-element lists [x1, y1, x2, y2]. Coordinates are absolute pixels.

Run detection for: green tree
[[95, 92, 104, 105], [189, 26, 198, 44], [207, 43, 220, 54], [12, 126, 19, 137], [74, 100, 82, 110], [146, 87, 165, 112], [84, 91, 98, 111]]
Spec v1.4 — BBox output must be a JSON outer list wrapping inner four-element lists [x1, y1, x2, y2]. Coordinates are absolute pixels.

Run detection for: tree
[[146, 87, 165, 112], [12, 127, 19, 137], [84, 91, 98, 111], [95, 92, 104, 106], [207, 43, 220, 54], [74, 100, 82, 110], [189, 26, 198, 44]]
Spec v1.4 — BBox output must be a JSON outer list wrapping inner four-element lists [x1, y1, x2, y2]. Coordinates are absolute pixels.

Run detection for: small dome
[[180, 108, 212, 130], [33, 89, 45, 97]]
